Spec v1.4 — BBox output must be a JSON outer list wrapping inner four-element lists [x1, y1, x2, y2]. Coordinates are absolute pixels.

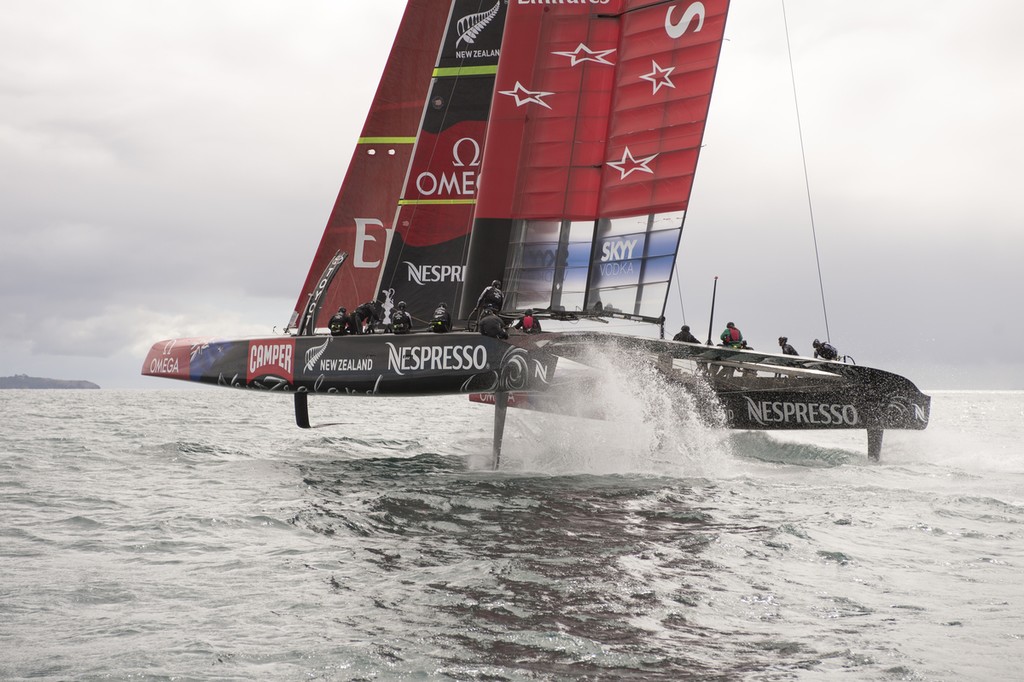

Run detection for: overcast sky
[[1, 0, 1022, 390]]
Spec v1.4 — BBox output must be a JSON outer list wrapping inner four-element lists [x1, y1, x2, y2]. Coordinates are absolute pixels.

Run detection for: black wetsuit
[[673, 329, 699, 343], [328, 311, 350, 336], [430, 307, 451, 333], [477, 286, 503, 312], [479, 314, 508, 339], [814, 343, 839, 360], [352, 302, 379, 334], [391, 310, 412, 334]]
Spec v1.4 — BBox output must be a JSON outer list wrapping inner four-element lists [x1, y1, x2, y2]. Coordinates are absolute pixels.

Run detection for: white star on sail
[[607, 147, 659, 179], [499, 81, 554, 109], [640, 60, 676, 95], [551, 43, 616, 67]]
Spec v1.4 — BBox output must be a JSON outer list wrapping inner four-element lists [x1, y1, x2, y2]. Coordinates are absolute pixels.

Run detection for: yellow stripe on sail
[[358, 137, 417, 145], [432, 65, 498, 78]]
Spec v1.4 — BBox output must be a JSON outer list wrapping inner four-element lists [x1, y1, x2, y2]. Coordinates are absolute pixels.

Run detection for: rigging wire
[[781, 0, 831, 343], [673, 264, 687, 326]]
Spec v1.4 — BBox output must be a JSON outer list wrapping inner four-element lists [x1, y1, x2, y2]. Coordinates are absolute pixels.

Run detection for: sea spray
[[500, 343, 736, 477]]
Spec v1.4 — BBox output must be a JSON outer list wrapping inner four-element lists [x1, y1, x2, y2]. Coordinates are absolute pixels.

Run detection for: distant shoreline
[[0, 375, 100, 390]]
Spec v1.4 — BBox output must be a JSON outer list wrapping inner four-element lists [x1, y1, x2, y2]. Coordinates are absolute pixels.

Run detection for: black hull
[[144, 330, 930, 436], [143, 331, 556, 397], [474, 332, 931, 433]]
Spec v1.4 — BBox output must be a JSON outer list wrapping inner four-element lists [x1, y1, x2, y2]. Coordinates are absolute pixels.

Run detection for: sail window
[[503, 218, 597, 313], [585, 212, 684, 320]]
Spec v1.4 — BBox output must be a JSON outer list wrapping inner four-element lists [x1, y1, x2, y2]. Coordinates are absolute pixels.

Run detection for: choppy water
[[1, 387, 1022, 680]]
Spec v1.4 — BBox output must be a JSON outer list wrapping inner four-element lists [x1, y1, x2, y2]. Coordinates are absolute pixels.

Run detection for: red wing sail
[[290, 0, 450, 331], [464, 0, 730, 321], [603, 0, 729, 217], [474, 4, 617, 221], [476, 0, 728, 221]]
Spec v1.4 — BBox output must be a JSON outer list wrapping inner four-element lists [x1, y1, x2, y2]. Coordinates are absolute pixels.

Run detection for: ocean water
[[0, 386, 1021, 681]]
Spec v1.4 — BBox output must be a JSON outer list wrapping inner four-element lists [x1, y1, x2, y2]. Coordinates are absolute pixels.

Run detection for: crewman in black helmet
[[391, 301, 412, 334], [352, 300, 382, 334], [476, 279, 504, 312], [812, 339, 839, 360], [430, 302, 451, 333], [479, 307, 508, 339], [778, 336, 798, 355], [673, 325, 699, 343], [328, 306, 351, 336]]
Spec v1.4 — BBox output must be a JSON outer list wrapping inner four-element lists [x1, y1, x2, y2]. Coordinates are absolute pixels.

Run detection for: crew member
[[812, 339, 839, 361], [479, 308, 508, 339], [673, 325, 699, 343], [430, 302, 451, 333], [352, 300, 382, 334], [476, 280, 504, 313], [513, 309, 541, 334], [778, 336, 798, 355], [328, 307, 350, 336], [719, 322, 743, 348], [391, 301, 412, 334]]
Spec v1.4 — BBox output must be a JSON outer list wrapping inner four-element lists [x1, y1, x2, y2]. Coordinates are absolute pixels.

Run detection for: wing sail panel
[[376, 0, 507, 324], [464, 0, 730, 320], [290, 0, 449, 330]]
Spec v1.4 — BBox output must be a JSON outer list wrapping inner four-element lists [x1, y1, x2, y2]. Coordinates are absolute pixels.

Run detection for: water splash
[[498, 345, 737, 478]]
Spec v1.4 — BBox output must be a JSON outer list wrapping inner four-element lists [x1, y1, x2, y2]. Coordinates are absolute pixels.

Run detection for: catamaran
[[142, 0, 930, 464]]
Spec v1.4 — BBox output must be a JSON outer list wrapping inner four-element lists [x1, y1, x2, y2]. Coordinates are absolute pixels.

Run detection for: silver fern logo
[[457, 1, 501, 46], [304, 338, 330, 373]]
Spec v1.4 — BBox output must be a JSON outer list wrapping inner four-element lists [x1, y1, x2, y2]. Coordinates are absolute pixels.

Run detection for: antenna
[[706, 276, 718, 345]]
